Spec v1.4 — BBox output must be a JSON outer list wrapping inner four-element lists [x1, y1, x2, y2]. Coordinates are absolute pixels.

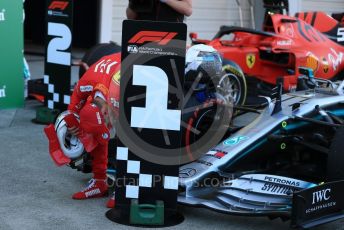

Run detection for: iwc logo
[[305, 188, 336, 214], [0, 9, 5, 22], [0, 85, 6, 98]]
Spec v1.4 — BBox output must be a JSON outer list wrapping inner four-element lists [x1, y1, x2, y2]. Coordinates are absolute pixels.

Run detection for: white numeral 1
[[130, 65, 181, 131]]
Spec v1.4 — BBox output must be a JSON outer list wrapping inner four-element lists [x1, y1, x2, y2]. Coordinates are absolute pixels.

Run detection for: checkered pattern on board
[[44, 75, 70, 109], [116, 146, 179, 199]]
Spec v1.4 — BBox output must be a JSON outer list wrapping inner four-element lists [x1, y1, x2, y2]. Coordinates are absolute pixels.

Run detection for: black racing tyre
[[79, 42, 121, 78], [221, 64, 247, 106], [326, 127, 344, 181], [182, 95, 233, 158]]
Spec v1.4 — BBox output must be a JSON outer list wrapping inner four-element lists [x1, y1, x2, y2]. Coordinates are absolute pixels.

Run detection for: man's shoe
[[72, 179, 108, 200], [106, 192, 115, 208]]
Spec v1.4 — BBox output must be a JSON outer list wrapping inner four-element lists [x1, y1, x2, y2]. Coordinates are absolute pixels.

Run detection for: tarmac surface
[[0, 54, 343, 229], [1, 101, 344, 230]]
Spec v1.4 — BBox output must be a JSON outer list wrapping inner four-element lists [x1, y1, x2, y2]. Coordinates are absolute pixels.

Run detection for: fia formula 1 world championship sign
[[107, 20, 187, 224]]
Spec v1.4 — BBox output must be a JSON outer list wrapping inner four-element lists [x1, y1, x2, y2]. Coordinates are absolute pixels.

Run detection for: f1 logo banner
[[112, 20, 186, 218], [291, 180, 344, 228], [44, 0, 72, 110]]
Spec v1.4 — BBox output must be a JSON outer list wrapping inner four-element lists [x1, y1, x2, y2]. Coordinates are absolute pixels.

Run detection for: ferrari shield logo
[[322, 57, 329, 74], [112, 71, 121, 85], [246, 54, 256, 69]]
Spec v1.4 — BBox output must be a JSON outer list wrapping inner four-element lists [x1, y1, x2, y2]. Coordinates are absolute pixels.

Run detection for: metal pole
[[236, 0, 244, 27], [248, 0, 255, 29]]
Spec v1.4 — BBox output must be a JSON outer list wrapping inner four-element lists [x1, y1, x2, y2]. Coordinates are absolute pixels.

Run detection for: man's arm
[[68, 80, 90, 114], [161, 0, 192, 17]]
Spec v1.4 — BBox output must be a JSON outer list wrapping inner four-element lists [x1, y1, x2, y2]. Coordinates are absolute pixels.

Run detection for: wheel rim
[[218, 73, 241, 105]]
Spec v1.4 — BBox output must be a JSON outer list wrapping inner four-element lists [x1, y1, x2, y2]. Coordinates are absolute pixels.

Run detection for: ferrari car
[[190, 12, 344, 105], [178, 69, 344, 228]]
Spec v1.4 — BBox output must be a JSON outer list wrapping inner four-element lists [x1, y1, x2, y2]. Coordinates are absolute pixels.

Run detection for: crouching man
[[68, 53, 121, 201], [45, 52, 121, 207]]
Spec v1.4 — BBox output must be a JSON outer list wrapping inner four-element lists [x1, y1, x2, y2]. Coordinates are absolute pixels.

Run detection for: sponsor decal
[[48, 1, 69, 10], [223, 136, 249, 146], [328, 48, 343, 71], [223, 65, 242, 77], [312, 188, 331, 204], [85, 188, 101, 197], [47, 1, 69, 17], [74, 100, 85, 111], [280, 143, 287, 150], [214, 152, 227, 158], [306, 188, 336, 214], [179, 168, 197, 178], [110, 98, 119, 108], [195, 160, 212, 166], [96, 112, 102, 124], [94, 84, 109, 96], [94, 60, 118, 74], [264, 176, 300, 187], [337, 27, 344, 42], [277, 40, 292, 46], [246, 54, 256, 69], [0, 85, 6, 98], [102, 133, 109, 139], [261, 183, 294, 195], [306, 52, 319, 72], [129, 31, 178, 45], [127, 45, 139, 54], [305, 201, 337, 214], [285, 23, 294, 37], [79, 85, 93, 92], [112, 71, 121, 85], [127, 46, 178, 56], [0, 9, 5, 22], [322, 57, 329, 74], [207, 150, 228, 159]]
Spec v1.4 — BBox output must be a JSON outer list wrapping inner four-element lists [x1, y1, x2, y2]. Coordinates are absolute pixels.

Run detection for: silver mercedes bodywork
[[178, 83, 344, 217]]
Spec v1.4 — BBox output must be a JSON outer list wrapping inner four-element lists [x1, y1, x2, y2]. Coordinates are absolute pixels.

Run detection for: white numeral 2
[[130, 65, 181, 131], [47, 22, 71, 66]]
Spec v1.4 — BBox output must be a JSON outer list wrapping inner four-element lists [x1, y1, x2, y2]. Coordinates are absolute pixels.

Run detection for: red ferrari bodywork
[[191, 13, 344, 91]]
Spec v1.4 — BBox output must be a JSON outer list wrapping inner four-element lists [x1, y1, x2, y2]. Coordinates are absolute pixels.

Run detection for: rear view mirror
[[189, 32, 198, 40]]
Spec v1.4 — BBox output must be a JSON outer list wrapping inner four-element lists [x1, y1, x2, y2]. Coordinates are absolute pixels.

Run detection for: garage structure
[[24, 0, 99, 49], [109, 0, 344, 45], [110, 0, 254, 44], [301, 0, 344, 13], [23, 0, 344, 50]]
